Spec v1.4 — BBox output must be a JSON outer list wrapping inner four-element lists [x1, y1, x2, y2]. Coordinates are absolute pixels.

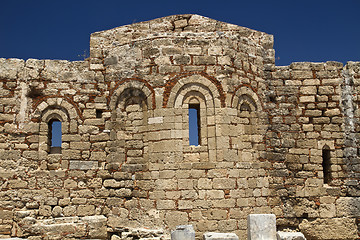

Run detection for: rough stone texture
[[0, 14, 359, 240], [299, 218, 358, 240], [277, 232, 306, 240], [247, 214, 277, 240], [171, 225, 195, 240], [203, 232, 239, 240]]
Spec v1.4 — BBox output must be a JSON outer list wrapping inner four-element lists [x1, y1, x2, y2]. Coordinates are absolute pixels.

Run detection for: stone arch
[[174, 82, 214, 110], [231, 86, 264, 163], [182, 90, 208, 146], [163, 73, 225, 108], [110, 79, 155, 110], [165, 74, 220, 151], [231, 85, 262, 113], [116, 88, 148, 111], [109, 83, 150, 172], [41, 106, 69, 123], [40, 107, 68, 154], [36, 104, 73, 169], [32, 96, 82, 121]]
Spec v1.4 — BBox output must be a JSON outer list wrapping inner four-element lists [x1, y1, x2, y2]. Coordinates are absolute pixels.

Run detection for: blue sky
[[0, 0, 359, 66]]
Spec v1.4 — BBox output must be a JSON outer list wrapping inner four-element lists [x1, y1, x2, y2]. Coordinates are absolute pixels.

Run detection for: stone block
[[336, 197, 360, 217], [203, 232, 239, 240], [148, 117, 164, 124], [82, 215, 107, 239], [171, 225, 195, 240], [247, 214, 276, 240], [69, 160, 98, 170], [165, 211, 189, 229], [193, 56, 216, 65], [299, 218, 357, 240], [276, 232, 306, 240]]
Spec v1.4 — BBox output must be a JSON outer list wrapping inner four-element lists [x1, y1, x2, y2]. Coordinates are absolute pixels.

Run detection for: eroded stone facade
[[0, 14, 359, 240]]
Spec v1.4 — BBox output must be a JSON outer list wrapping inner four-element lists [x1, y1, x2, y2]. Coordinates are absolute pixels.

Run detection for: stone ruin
[[0, 14, 359, 240]]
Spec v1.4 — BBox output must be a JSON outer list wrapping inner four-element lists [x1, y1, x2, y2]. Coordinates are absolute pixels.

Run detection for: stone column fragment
[[203, 232, 239, 240], [247, 214, 276, 240], [171, 225, 195, 240], [276, 231, 306, 240]]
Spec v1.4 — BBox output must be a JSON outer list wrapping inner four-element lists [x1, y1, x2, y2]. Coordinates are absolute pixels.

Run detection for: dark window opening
[[48, 119, 62, 154], [189, 104, 200, 146], [322, 148, 331, 184], [240, 102, 251, 112], [96, 109, 103, 118]]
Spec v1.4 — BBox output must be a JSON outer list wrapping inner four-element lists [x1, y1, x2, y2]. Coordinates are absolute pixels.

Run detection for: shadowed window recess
[[189, 104, 200, 146], [322, 145, 331, 184], [48, 119, 62, 154]]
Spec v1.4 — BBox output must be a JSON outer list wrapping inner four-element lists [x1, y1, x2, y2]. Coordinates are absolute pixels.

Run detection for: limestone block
[[82, 215, 107, 239], [203, 209, 227, 220], [165, 211, 188, 229], [276, 232, 306, 240], [103, 179, 122, 188], [90, 151, 107, 160], [0, 238, 24, 240], [148, 117, 164, 124], [299, 96, 315, 103], [69, 160, 98, 170], [247, 214, 276, 240], [171, 225, 195, 240], [7, 179, 28, 189], [203, 232, 239, 240], [157, 200, 175, 210], [0, 210, 13, 220], [213, 178, 236, 189], [300, 86, 317, 95], [336, 197, 360, 217], [77, 205, 95, 216], [299, 218, 357, 240], [70, 142, 91, 150], [193, 56, 216, 65], [198, 178, 212, 189]]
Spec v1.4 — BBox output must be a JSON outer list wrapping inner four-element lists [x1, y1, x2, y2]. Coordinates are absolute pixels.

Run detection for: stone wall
[[0, 14, 358, 240]]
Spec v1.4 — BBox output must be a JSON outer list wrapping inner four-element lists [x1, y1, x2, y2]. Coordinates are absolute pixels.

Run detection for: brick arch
[[109, 78, 156, 110], [163, 72, 225, 108], [32, 95, 82, 121], [231, 85, 263, 112], [174, 83, 215, 109], [41, 106, 69, 123]]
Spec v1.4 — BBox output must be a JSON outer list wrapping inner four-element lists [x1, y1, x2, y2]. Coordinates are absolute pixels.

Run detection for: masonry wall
[[0, 15, 358, 240], [266, 61, 360, 239]]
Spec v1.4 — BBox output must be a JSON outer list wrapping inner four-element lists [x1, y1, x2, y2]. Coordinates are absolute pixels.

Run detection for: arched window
[[238, 94, 257, 116], [189, 103, 200, 146], [240, 102, 252, 113], [322, 145, 331, 184], [182, 93, 207, 147], [48, 119, 62, 154]]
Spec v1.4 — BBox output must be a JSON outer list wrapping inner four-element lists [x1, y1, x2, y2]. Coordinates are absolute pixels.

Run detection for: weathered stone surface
[[335, 197, 360, 217], [0, 14, 359, 240], [276, 232, 306, 240], [69, 160, 98, 170], [299, 218, 358, 240], [247, 214, 276, 240], [203, 232, 239, 240], [171, 225, 195, 240]]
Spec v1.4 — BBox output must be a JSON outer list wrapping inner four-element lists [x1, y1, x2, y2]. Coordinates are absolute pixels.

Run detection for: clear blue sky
[[0, 0, 359, 66]]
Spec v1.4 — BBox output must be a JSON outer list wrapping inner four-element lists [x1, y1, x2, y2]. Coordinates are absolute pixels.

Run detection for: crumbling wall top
[[90, 14, 274, 52]]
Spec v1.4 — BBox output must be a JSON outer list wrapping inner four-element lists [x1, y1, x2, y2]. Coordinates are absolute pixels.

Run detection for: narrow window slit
[[322, 147, 331, 184], [96, 109, 103, 118], [189, 104, 200, 146], [49, 119, 62, 154]]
